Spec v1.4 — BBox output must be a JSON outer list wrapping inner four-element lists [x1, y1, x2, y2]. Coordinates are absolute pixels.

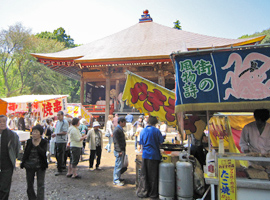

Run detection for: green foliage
[[238, 28, 270, 44], [36, 27, 76, 48], [173, 20, 182, 30], [0, 23, 80, 102], [35, 31, 55, 40]]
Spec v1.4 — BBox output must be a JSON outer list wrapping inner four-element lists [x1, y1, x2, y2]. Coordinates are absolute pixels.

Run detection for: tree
[[36, 27, 76, 48], [0, 23, 32, 96], [35, 31, 55, 40], [0, 24, 80, 102], [173, 20, 182, 30], [238, 28, 270, 44]]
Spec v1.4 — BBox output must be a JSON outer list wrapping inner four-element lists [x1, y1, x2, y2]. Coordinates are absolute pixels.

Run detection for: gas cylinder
[[159, 162, 175, 200], [179, 150, 188, 162], [176, 161, 193, 200]]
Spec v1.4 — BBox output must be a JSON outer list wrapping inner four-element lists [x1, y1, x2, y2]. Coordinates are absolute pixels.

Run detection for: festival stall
[[67, 103, 93, 124], [2, 95, 68, 142], [171, 43, 270, 200], [2, 94, 68, 119]]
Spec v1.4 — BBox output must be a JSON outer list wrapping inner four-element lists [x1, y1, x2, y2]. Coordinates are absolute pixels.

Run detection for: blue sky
[[0, 0, 269, 44]]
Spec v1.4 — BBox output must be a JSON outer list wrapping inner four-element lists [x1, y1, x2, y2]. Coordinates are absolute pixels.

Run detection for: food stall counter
[[205, 153, 270, 200]]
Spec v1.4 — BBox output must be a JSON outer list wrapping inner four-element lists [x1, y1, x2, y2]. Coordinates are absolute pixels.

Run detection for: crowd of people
[[3, 108, 270, 199], [1, 111, 171, 199]]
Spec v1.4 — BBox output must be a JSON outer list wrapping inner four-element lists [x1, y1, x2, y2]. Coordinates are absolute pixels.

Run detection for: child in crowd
[[135, 123, 143, 153]]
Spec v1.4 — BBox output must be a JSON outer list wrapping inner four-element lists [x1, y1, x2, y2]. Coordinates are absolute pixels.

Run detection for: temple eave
[[77, 57, 171, 68]]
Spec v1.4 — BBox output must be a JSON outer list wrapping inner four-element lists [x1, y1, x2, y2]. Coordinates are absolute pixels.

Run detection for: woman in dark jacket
[[20, 124, 48, 200]]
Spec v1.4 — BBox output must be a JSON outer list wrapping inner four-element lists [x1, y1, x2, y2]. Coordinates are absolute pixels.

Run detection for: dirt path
[[9, 140, 144, 200]]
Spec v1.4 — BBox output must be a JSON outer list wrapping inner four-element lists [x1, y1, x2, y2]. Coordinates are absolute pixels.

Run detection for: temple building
[[31, 10, 265, 122]]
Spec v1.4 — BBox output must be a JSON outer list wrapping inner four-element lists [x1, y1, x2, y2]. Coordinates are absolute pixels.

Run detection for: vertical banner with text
[[218, 159, 236, 200]]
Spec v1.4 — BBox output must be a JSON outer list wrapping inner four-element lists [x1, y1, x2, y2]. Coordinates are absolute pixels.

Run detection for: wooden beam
[[105, 75, 110, 124], [80, 77, 85, 104]]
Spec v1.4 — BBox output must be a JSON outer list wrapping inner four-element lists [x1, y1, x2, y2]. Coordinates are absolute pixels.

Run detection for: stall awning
[[3, 95, 69, 118], [2, 95, 68, 103]]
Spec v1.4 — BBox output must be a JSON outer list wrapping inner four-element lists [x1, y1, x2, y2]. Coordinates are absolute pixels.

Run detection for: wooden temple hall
[[31, 10, 265, 121]]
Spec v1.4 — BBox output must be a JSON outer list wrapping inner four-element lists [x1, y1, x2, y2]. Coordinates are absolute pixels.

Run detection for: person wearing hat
[[86, 121, 103, 171]]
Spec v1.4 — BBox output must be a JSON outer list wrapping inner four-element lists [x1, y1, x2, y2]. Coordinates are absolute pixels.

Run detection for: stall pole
[[206, 110, 215, 200], [187, 134, 191, 155], [207, 110, 211, 151]]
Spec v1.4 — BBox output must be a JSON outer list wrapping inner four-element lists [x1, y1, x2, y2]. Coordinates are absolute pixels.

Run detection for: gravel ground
[[9, 140, 145, 200]]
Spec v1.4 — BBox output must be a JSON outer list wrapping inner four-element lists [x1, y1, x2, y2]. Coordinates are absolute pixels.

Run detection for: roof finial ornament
[[139, 9, 153, 23]]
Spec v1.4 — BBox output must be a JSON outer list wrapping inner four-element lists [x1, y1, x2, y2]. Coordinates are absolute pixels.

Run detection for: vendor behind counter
[[240, 109, 270, 154]]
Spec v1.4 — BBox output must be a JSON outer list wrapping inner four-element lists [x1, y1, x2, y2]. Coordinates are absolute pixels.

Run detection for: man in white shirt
[[52, 111, 69, 175], [240, 109, 270, 154]]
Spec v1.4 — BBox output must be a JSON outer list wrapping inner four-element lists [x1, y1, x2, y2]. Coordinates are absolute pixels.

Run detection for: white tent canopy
[[3, 95, 69, 118], [2, 95, 68, 103]]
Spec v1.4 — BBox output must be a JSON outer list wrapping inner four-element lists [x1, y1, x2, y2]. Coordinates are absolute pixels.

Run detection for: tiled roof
[[31, 21, 264, 63]]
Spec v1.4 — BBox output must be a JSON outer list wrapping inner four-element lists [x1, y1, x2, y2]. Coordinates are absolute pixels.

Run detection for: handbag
[[122, 154, 129, 168]]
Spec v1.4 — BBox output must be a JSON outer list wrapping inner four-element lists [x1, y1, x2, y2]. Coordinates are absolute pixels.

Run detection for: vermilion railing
[[83, 104, 114, 113]]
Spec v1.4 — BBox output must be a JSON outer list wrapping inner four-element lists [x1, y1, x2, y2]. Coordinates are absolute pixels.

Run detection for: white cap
[[93, 121, 101, 127]]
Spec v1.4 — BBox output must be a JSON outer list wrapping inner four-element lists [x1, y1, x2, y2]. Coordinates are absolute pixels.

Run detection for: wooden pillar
[[158, 70, 165, 87], [105, 75, 111, 124], [80, 76, 85, 104], [115, 79, 120, 111]]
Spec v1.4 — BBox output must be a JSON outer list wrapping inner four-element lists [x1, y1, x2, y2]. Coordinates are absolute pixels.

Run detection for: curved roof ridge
[[31, 21, 265, 61]]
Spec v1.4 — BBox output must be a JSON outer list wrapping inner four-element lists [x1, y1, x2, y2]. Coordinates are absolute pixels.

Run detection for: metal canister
[[176, 161, 193, 200], [159, 162, 175, 200]]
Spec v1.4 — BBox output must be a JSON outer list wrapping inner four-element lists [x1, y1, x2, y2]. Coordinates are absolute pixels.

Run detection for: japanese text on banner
[[218, 159, 236, 200]]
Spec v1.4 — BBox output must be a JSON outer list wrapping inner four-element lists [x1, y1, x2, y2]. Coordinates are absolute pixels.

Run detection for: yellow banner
[[122, 71, 176, 126], [218, 159, 236, 200], [209, 116, 237, 152]]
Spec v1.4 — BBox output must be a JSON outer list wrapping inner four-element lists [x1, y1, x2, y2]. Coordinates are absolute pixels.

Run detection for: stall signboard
[[3, 95, 68, 119], [40, 97, 67, 118], [122, 71, 176, 126], [173, 45, 270, 112], [218, 158, 236, 200]]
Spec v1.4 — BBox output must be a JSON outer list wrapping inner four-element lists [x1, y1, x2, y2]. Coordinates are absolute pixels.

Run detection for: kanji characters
[[163, 97, 175, 122], [129, 82, 175, 123], [179, 58, 215, 99], [130, 82, 148, 104], [181, 71, 197, 83], [143, 89, 166, 112], [53, 100, 62, 113], [8, 103, 18, 112], [179, 59, 194, 72], [43, 102, 53, 117], [183, 83, 199, 98], [194, 59, 212, 76]]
